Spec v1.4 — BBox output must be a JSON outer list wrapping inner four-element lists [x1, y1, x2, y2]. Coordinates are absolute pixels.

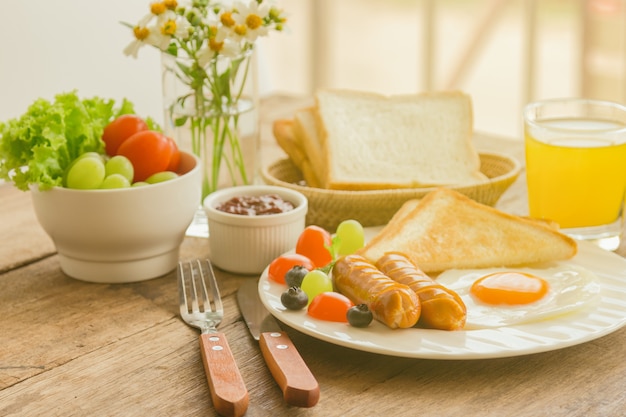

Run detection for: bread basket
[[261, 152, 522, 231]]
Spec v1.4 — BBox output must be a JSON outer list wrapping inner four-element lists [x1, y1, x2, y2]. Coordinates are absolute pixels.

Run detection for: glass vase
[[162, 49, 260, 238]]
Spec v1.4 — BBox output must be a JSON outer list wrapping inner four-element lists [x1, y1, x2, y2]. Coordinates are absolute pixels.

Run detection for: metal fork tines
[[178, 260, 249, 417]]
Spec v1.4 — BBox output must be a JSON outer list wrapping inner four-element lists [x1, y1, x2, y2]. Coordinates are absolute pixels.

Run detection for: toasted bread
[[358, 188, 578, 272], [293, 108, 326, 188], [314, 90, 487, 190], [272, 119, 322, 188]]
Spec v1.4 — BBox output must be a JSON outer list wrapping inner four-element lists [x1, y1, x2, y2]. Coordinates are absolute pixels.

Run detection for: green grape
[[300, 270, 333, 305], [145, 171, 179, 184], [64, 152, 105, 186], [131, 181, 150, 187], [66, 156, 106, 189], [76, 152, 104, 162], [105, 155, 134, 183], [335, 219, 365, 256], [100, 173, 131, 189]]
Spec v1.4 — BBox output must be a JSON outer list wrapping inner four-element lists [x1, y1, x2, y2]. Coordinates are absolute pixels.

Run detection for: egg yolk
[[470, 272, 549, 306]]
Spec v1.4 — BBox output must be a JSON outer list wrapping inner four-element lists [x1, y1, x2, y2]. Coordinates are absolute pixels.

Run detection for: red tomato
[[117, 130, 176, 182], [295, 225, 333, 268], [307, 292, 354, 322], [166, 137, 181, 172], [268, 253, 315, 285], [102, 114, 149, 156]]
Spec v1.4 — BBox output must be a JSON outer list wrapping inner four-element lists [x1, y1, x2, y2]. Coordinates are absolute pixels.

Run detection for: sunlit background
[[1, 0, 624, 139]]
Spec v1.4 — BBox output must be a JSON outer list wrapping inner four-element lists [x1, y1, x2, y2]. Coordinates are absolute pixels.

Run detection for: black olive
[[280, 286, 309, 310], [346, 304, 373, 327], [284, 265, 309, 288]]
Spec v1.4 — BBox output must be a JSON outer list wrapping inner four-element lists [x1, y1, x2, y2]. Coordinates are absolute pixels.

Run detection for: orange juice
[[525, 118, 626, 229]]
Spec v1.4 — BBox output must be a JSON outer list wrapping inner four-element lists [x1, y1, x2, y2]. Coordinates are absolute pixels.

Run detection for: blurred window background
[[1, 0, 624, 139]]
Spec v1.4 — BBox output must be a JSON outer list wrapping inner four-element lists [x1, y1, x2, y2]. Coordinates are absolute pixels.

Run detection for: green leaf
[[174, 116, 189, 127]]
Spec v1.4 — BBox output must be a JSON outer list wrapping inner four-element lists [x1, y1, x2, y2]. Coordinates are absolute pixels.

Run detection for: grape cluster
[[64, 153, 178, 190]]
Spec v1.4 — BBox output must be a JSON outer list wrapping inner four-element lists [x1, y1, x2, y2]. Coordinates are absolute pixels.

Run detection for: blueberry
[[285, 265, 309, 288], [280, 286, 309, 310], [347, 304, 373, 327]]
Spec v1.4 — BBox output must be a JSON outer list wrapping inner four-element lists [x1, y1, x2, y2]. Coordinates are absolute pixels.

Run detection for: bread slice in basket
[[314, 90, 487, 190], [358, 188, 578, 273], [272, 119, 322, 188]]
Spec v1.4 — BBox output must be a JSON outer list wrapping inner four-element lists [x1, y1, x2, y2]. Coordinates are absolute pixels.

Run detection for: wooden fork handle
[[199, 333, 249, 417], [259, 331, 320, 408]]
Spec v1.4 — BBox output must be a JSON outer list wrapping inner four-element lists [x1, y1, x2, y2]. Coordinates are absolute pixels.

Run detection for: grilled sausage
[[333, 254, 420, 329], [376, 252, 466, 330]]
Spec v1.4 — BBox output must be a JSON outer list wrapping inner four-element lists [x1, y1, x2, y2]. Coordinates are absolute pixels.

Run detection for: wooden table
[[2, 96, 626, 417]]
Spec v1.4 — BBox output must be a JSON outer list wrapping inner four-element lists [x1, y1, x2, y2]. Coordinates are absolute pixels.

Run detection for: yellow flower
[[208, 37, 223, 53], [220, 11, 236, 28], [163, 0, 178, 10], [133, 26, 150, 41], [151, 2, 167, 15]]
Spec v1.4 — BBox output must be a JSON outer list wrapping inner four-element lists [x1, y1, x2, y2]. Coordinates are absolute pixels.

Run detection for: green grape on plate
[[335, 219, 365, 256], [301, 270, 333, 305]]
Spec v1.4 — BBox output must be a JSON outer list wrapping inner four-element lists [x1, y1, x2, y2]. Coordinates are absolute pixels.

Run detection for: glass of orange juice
[[524, 98, 626, 251]]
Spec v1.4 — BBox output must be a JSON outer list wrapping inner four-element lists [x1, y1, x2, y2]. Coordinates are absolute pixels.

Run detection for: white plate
[[258, 240, 626, 359]]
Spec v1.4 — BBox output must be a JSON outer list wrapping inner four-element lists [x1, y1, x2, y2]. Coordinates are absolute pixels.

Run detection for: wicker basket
[[261, 152, 522, 231]]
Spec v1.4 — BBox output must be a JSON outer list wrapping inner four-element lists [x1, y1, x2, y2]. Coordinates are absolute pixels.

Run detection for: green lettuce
[[0, 91, 136, 191]]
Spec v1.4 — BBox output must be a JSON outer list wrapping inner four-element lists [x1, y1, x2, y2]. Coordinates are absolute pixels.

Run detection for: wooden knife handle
[[199, 333, 249, 417], [259, 331, 320, 407]]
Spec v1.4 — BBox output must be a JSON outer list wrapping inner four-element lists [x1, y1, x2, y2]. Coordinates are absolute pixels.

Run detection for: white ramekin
[[203, 185, 308, 275]]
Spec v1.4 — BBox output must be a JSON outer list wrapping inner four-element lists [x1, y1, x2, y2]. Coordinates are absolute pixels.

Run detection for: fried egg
[[436, 264, 601, 329]]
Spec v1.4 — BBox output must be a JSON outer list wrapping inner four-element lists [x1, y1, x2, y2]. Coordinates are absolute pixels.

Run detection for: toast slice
[[293, 108, 326, 187], [315, 90, 487, 190], [358, 188, 578, 272], [272, 119, 322, 188]]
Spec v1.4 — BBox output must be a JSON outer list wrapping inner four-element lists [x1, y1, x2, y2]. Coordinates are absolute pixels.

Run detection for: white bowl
[[30, 152, 201, 283], [203, 185, 308, 275]]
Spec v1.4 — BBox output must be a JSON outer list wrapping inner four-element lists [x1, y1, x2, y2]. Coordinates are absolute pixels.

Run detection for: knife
[[237, 280, 320, 408]]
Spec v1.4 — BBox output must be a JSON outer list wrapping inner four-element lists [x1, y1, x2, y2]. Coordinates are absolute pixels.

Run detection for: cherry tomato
[[307, 292, 354, 322], [166, 137, 181, 172], [295, 225, 333, 268], [117, 130, 178, 182], [268, 253, 315, 285], [102, 114, 149, 156]]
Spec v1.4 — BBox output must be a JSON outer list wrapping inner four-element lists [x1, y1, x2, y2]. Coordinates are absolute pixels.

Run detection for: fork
[[178, 260, 249, 417]]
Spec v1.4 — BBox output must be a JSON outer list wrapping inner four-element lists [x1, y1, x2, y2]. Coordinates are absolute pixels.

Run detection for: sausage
[[376, 252, 466, 330], [332, 254, 420, 329]]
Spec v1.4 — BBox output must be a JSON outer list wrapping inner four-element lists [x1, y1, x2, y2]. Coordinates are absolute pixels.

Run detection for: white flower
[[151, 11, 191, 51], [138, 13, 155, 27], [123, 25, 163, 57], [197, 34, 242, 66], [231, 1, 271, 42], [220, 39, 243, 58], [125, 1, 286, 63]]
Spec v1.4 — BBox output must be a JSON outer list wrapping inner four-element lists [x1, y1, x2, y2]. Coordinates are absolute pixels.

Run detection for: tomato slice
[[268, 253, 315, 285], [295, 225, 333, 268], [307, 292, 354, 322], [102, 114, 148, 156], [117, 130, 176, 182]]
